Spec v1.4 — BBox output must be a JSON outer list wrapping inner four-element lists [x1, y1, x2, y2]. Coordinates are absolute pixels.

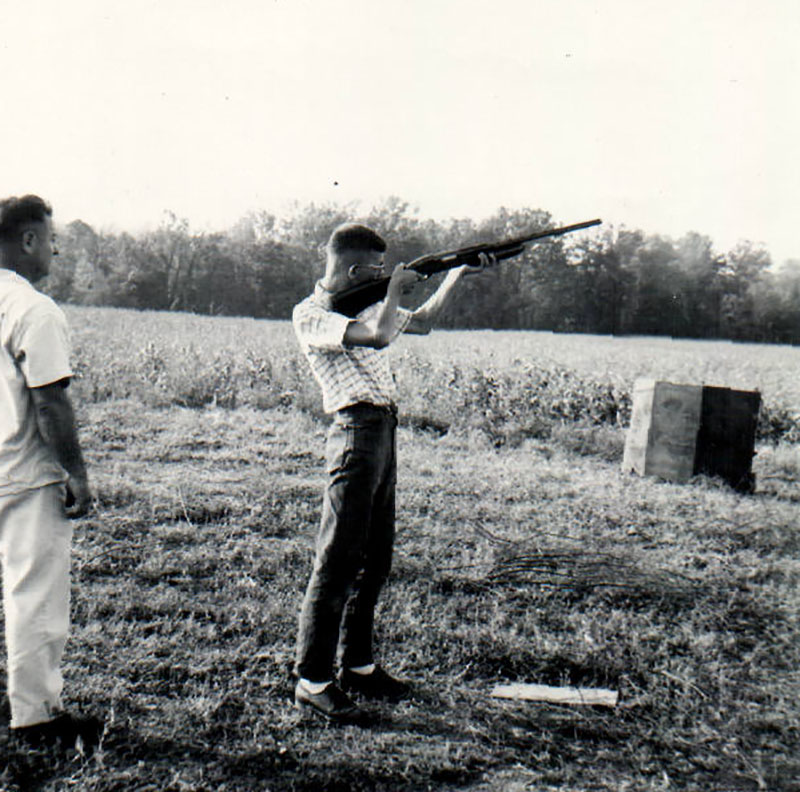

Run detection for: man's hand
[[65, 474, 92, 518]]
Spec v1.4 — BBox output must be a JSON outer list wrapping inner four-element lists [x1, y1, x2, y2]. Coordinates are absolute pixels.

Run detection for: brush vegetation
[[1, 306, 798, 791]]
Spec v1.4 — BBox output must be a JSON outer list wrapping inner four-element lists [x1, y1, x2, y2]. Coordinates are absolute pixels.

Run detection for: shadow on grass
[[4, 674, 786, 792], [102, 721, 489, 791], [2, 695, 771, 792]]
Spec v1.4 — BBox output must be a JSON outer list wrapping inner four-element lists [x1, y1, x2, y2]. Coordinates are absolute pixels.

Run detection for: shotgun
[[331, 218, 602, 317]]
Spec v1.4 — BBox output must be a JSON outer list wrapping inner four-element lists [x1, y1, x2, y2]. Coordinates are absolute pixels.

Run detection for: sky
[[2, 0, 799, 265]]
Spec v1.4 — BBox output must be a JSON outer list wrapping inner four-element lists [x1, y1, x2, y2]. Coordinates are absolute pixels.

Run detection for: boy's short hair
[[327, 223, 386, 255], [0, 195, 52, 241]]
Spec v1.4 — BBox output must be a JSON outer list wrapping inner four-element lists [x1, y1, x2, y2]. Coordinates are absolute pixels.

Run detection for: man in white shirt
[[0, 195, 101, 750], [292, 223, 487, 722]]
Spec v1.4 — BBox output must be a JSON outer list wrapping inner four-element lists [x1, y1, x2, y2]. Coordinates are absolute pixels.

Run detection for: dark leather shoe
[[339, 665, 410, 701], [294, 682, 362, 722], [11, 712, 103, 753]]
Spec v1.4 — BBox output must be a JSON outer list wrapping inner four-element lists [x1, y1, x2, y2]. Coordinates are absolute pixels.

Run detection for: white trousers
[[0, 484, 72, 728]]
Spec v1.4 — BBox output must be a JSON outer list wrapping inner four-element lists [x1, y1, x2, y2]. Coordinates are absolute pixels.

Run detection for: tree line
[[46, 197, 800, 344]]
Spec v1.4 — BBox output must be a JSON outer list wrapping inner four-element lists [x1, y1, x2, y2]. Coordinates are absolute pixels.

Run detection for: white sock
[[299, 678, 332, 695], [348, 663, 376, 675]]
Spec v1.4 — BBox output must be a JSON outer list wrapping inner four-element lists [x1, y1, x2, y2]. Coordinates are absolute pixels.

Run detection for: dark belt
[[337, 401, 397, 419]]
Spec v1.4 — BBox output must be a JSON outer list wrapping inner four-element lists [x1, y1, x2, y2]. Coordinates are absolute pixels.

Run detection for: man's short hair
[[327, 223, 386, 256], [0, 195, 52, 241]]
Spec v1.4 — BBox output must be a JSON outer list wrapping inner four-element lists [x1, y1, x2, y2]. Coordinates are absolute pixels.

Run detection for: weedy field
[[1, 306, 799, 792]]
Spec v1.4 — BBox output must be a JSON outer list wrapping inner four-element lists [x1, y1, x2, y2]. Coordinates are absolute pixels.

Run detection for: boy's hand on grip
[[388, 262, 423, 295]]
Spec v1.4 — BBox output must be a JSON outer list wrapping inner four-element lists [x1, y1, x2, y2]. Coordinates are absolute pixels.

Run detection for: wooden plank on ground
[[491, 683, 619, 707]]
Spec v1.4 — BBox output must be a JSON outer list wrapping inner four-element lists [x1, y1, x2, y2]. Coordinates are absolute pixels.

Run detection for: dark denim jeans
[[295, 403, 397, 682]]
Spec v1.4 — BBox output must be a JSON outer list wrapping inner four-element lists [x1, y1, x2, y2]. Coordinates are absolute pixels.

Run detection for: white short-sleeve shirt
[[293, 282, 411, 414], [0, 269, 73, 496]]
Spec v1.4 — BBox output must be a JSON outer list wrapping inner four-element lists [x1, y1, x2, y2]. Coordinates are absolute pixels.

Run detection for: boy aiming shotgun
[[291, 218, 598, 722], [291, 223, 489, 721]]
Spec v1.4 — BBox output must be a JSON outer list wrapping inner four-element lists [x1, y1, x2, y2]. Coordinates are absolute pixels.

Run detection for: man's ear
[[21, 229, 38, 254]]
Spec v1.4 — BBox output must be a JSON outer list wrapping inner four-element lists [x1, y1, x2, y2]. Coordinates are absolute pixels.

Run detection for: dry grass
[[0, 401, 797, 791]]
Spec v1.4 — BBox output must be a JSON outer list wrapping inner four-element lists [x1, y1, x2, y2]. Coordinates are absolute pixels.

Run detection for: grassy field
[[1, 307, 799, 791]]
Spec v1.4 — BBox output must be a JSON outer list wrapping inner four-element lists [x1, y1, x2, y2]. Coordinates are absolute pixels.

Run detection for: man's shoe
[[11, 712, 103, 753], [294, 681, 362, 723], [339, 665, 410, 701]]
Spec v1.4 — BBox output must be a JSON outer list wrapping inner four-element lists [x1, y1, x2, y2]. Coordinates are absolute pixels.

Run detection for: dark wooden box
[[694, 385, 761, 492]]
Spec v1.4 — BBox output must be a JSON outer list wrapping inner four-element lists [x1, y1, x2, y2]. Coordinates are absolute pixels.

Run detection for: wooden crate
[[622, 380, 704, 483], [622, 379, 760, 491]]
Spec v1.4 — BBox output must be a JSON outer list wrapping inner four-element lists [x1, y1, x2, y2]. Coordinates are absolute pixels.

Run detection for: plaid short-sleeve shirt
[[292, 282, 411, 414]]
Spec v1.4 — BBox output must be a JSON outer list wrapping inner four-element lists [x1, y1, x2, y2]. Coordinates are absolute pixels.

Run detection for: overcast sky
[[2, 0, 799, 264]]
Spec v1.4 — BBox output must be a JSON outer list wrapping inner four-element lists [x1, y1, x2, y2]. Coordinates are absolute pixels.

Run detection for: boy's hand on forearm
[[459, 252, 495, 277]]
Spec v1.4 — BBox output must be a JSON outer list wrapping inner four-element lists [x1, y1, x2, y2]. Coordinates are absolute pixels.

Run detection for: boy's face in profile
[[347, 249, 387, 285]]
